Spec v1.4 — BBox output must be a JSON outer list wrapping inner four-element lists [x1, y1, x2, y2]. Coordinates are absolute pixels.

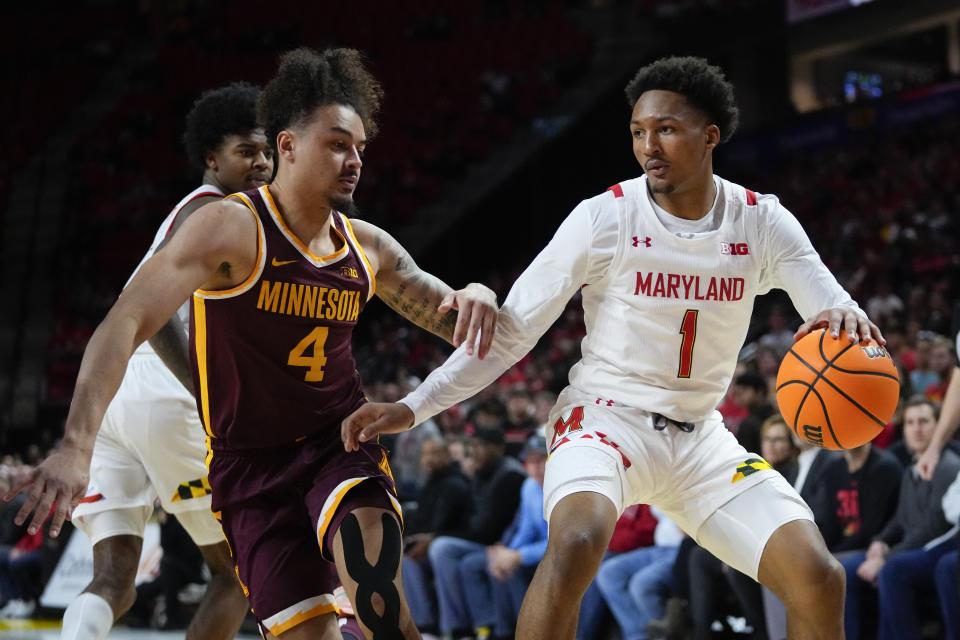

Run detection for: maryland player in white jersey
[[345, 56, 886, 639], [55, 84, 272, 640]]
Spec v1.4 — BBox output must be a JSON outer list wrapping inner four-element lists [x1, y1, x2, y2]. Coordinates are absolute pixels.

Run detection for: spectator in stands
[[460, 434, 549, 639], [865, 281, 904, 328], [0, 522, 45, 618], [814, 443, 902, 554], [758, 306, 795, 358], [925, 335, 956, 402], [935, 470, 959, 640], [730, 372, 776, 457], [427, 427, 525, 640], [596, 507, 683, 640], [401, 434, 472, 639], [909, 332, 939, 395], [842, 396, 960, 640], [501, 390, 539, 457]]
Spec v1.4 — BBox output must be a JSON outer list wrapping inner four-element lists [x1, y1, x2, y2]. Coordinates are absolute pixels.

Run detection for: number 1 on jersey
[[288, 326, 329, 382], [677, 309, 698, 378]]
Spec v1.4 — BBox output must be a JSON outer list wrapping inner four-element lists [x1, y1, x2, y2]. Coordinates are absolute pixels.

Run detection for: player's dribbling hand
[[794, 307, 885, 345], [341, 402, 415, 452], [438, 283, 498, 359], [1, 445, 91, 538]]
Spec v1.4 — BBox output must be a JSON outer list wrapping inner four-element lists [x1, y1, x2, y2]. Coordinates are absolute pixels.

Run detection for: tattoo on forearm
[[383, 271, 458, 341]]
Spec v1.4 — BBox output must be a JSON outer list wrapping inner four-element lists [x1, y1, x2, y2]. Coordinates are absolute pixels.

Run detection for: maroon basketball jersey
[[189, 186, 374, 450]]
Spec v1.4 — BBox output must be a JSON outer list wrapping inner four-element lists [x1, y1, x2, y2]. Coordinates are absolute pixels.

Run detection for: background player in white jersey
[[344, 56, 886, 639], [54, 83, 272, 640]]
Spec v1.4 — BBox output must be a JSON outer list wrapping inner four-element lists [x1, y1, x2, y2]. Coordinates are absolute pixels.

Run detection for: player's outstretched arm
[[1, 201, 257, 537], [917, 365, 960, 480], [342, 402, 415, 451], [144, 193, 222, 394], [349, 219, 498, 359]]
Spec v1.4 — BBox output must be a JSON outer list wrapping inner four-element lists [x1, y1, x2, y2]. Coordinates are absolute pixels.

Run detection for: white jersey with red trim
[[130, 184, 224, 356], [401, 174, 864, 424]]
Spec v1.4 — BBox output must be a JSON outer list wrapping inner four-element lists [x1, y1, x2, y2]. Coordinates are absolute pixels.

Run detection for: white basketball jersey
[[401, 175, 861, 425], [572, 177, 766, 420], [130, 185, 224, 356]]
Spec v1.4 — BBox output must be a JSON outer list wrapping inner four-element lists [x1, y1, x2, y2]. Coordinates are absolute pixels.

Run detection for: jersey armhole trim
[[194, 193, 266, 299], [340, 214, 377, 301]]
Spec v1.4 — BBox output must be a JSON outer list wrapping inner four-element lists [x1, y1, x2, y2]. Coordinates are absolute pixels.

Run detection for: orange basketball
[[775, 328, 900, 450]]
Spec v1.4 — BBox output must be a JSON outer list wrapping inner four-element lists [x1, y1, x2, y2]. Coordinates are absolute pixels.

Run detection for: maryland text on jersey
[[634, 272, 746, 301], [256, 279, 362, 321]]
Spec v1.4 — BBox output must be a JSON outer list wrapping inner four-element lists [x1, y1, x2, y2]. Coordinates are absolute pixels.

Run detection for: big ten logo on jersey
[[340, 266, 359, 278], [720, 242, 749, 255]]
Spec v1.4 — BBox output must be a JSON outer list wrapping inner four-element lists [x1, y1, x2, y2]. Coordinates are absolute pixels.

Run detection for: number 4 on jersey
[[677, 309, 698, 378], [288, 326, 329, 382]]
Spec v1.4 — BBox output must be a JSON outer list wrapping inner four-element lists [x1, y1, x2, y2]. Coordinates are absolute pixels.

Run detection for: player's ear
[[705, 124, 720, 150], [276, 130, 295, 162], [204, 150, 218, 171]]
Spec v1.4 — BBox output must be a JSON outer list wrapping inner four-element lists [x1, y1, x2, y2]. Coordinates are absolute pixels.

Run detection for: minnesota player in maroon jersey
[[6, 48, 497, 640]]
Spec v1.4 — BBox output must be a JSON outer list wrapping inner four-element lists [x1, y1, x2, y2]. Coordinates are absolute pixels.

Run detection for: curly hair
[[625, 56, 739, 143], [258, 47, 384, 150], [182, 82, 261, 172]]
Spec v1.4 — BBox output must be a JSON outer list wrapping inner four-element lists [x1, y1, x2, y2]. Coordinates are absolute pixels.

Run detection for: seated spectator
[[925, 336, 957, 402], [427, 427, 525, 640], [596, 506, 683, 640], [814, 443, 902, 554], [501, 390, 539, 458], [401, 434, 472, 639], [0, 525, 45, 618], [842, 396, 960, 640], [758, 306, 795, 359], [730, 372, 776, 456], [909, 332, 938, 395], [461, 434, 549, 639]]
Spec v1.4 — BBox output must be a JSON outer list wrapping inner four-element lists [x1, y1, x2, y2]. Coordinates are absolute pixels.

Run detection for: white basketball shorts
[[543, 387, 813, 579], [72, 352, 223, 546]]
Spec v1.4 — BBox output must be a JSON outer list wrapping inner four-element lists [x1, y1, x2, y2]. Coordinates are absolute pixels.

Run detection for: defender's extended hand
[[915, 445, 941, 482], [794, 307, 885, 345], [2, 445, 91, 538], [342, 402, 415, 452], [439, 283, 498, 359]]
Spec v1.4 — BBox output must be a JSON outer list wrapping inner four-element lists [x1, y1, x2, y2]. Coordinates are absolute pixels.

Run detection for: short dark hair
[[625, 56, 739, 143], [904, 395, 940, 420], [258, 47, 383, 152], [183, 82, 261, 173], [734, 372, 767, 395]]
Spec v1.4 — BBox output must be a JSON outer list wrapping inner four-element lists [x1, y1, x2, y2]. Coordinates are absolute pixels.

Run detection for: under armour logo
[[633, 236, 652, 247]]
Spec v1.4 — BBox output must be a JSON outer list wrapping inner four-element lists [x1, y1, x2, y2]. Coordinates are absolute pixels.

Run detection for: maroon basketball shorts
[[207, 436, 401, 636]]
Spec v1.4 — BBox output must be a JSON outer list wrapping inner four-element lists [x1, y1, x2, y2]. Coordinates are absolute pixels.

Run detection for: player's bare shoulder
[[163, 197, 261, 290]]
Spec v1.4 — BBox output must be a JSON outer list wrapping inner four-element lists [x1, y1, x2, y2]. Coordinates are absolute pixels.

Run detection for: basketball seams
[[779, 331, 884, 449], [822, 363, 899, 381], [807, 384, 842, 448]]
